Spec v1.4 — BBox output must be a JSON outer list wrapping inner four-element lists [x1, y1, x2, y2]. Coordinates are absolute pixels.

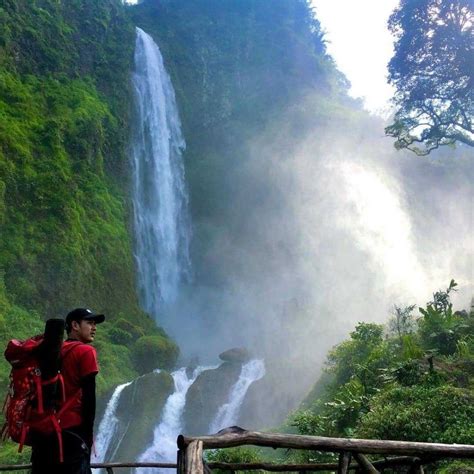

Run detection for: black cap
[[66, 308, 105, 327]]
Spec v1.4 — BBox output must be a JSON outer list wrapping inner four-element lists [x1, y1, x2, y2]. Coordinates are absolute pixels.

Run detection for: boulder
[[219, 347, 251, 363], [109, 370, 174, 465], [183, 362, 243, 436]]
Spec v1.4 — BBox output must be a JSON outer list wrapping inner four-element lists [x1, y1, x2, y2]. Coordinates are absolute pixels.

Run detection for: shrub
[[108, 327, 133, 345], [357, 385, 474, 444], [206, 447, 262, 474], [114, 317, 145, 340], [132, 335, 179, 374]]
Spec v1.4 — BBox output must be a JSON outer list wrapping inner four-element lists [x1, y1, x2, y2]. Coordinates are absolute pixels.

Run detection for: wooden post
[[203, 459, 212, 474], [185, 440, 205, 474], [353, 453, 380, 474], [338, 451, 352, 474], [408, 459, 425, 474], [177, 448, 185, 474]]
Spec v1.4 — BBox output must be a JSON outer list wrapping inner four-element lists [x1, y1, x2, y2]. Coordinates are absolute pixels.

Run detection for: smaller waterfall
[[136, 367, 208, 474], [93, 381, 133, 464], [209, 359, 265, 434]]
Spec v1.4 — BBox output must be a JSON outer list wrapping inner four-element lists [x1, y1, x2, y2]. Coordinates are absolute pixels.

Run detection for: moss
[[132, 335, 180, 374], [114, 317, 146, 340]]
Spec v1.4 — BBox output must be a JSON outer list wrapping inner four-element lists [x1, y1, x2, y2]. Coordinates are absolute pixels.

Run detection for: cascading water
[[136, 367, 209, 474], [131, 27, 191, 317], [209, 359, 266, 434], [96, 29, 268, 469], [93, 381, 133, 466]]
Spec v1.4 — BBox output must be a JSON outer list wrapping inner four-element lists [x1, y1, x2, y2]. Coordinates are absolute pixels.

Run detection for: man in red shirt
[[31, 308, 105, 474]]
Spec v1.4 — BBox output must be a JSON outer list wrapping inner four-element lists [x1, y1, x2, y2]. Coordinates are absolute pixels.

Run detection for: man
[[30, 308, 105, 474]]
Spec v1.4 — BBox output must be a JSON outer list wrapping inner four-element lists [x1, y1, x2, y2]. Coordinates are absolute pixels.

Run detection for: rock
[[110, 370, 174, 465], [219, 347, 251, 363], [183, 362, 243, 435]]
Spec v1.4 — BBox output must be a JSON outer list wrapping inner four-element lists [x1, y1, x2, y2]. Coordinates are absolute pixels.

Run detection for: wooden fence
[[177, 426, 474, 473], [1, 426, 474, 473]]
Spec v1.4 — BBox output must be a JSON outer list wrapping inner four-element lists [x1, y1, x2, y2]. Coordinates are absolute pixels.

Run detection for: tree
[[386, 0, 473, 155], [418, 280, 469, 355], [389, 304, 416, 340]]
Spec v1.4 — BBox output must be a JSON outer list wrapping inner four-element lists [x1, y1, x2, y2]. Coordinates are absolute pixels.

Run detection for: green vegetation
[[284, 281, 474, 470], [132, 334, 180, 374], [206, 446, 262, 474], [386, 0, 473, 155], [0, 0, 179, 418]]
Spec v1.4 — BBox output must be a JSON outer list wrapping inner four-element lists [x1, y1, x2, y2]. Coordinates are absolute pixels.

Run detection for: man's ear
[[71, 320, 81, 332]]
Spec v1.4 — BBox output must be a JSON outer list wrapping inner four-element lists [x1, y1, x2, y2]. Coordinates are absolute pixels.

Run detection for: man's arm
[[80, 373, 96, 449]]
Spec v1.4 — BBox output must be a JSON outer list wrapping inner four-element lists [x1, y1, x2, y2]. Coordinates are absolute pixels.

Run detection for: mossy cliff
[[0, 0, 179, 410]]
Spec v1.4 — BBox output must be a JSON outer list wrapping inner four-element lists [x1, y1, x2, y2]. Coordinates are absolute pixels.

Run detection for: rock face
[[182, 362, 243, 436], [110, 370, 174, 464], [237, 365, 304, 430], [219, 347, 251, 363]]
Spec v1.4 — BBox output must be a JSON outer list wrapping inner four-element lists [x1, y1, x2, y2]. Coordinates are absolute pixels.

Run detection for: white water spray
[[136, 367, 208, 474], [93, 381, 133, 464], [131, 27, 191, 316], [209, 359, 266, 434]]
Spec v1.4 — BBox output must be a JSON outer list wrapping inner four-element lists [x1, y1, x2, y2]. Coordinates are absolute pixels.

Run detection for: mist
[[158, 91, 473, 425]]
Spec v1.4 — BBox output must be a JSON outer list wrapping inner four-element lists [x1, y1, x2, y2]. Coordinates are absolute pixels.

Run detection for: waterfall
[[209, 359, 266, 434], [131, 27, 191, 317], [93, 381, 133, 465], [136, 367, 208, 474]]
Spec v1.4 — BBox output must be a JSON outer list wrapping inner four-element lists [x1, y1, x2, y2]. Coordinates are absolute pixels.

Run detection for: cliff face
[[0, 1, 179, 426], [0, 0, 137, 316], [129, 0, 350, 284]]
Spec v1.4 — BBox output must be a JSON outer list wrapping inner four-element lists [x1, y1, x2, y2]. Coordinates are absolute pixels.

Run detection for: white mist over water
[[209, 359, 266, 433], [136, 367, 208, 474], [131, 27, 191, 316], [93, 381, 133, 465]]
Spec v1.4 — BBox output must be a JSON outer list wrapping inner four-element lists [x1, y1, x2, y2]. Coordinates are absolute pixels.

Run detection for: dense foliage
[[0, 0, 178, 406], [0, 0, 138, 316], [386, 0, 474, 155], [285, 281, 474, 470]]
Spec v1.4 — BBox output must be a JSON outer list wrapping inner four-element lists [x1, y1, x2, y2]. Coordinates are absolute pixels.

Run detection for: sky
[[310, 0, 399, 116]]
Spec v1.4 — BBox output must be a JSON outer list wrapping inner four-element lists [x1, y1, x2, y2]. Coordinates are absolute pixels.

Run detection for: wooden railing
[[177, 426, 474, 473], [0, 462, 176, 472], [2, 427, 474, 473]]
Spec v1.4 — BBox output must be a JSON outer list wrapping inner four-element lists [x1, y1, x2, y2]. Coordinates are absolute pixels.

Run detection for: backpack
[[2, 334, 81, 462]]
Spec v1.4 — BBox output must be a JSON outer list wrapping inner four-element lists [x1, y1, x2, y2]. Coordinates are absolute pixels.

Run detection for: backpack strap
[[34, 372, 44, 414]]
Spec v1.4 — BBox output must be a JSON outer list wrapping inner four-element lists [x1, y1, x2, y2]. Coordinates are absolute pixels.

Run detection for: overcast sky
[[311, 0, 399, 116]]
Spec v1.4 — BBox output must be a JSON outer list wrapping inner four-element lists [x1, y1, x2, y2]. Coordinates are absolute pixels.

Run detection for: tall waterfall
[[136, 367, 208, 474], [209, 359, 266, 434], [131, 27, 191, 316]]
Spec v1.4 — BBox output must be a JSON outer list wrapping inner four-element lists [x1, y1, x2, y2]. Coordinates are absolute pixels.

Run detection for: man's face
[[71, 319, 97, 344]]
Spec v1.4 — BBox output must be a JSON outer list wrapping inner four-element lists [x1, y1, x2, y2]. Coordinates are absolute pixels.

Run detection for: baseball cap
[[66, 308, 105, 326]]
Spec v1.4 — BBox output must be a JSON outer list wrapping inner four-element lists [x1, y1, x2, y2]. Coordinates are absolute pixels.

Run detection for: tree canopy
[[386, 0, 473, 155]]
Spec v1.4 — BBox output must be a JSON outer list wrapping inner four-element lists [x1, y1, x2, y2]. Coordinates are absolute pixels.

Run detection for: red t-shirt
[[59, 340, 99, 429]]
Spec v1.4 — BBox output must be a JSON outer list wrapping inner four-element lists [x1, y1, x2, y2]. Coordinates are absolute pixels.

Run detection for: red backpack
[[2, 336, 81, 462]]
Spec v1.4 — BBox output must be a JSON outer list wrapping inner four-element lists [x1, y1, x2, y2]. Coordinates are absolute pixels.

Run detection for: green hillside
[[0, 1, 178, 451]]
